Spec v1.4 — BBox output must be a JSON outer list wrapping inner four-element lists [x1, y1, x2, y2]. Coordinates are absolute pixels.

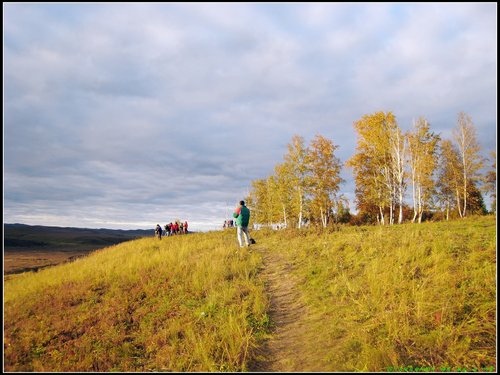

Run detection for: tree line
[[246, 111, 496, 228]]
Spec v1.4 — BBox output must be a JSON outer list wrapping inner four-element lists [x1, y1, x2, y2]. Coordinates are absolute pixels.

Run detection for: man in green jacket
[[233, 200, 251, 248]]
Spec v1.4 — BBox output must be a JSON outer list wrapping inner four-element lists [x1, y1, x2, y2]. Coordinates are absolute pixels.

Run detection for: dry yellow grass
[[4, 216, 496, 372]]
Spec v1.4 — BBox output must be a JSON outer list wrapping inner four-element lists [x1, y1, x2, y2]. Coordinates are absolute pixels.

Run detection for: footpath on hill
[[248, 246, 327, 372]]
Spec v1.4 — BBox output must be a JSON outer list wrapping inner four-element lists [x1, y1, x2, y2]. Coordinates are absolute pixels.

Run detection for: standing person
[[233, 200, 251, 248], [155, 224, 162, 240], [184, 220, 188, 234]]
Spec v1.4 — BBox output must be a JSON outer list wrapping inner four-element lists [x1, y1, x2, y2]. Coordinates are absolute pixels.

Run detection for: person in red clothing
[[184, 221, 188, 234]]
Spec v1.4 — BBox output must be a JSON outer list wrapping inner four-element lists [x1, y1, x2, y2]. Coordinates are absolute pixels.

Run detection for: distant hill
[[3, 223, 152, 252]]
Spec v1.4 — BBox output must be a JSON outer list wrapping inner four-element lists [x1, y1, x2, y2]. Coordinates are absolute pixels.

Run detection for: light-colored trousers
[[237, 226, 250, 247]]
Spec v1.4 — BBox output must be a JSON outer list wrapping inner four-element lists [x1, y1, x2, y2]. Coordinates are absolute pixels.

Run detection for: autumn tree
[[389, 118, 406, 224], [347, 152, 383, 223], [347, 111, 403, 225], [246, 178, 275, 226], [272, 162, 296, 227], [483, 150, 496, 213], [248, 134, 345, 229], [306, 135, 344, 227], [282, 135, 309, 228], [406, 117, 440, 223], [435, 140, 463, 220], [467, 181, 488, 215], [332, 194, 352, 224], [247, 135, 309, 229], [453, 112, 484, 217]]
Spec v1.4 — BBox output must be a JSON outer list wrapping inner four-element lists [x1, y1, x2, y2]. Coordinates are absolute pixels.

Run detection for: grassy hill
[[3, 216, 496, 372]]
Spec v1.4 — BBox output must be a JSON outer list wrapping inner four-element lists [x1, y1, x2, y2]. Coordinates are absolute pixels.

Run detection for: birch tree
[[306, 135, 344, 227], [407, 117, 440, 223], [388, 119, 406, 224], [283, 135, 309, 228], [273, 162, 295, 228], [436, 140, 462, 220], [247, 178, 275, 226], [453, 112, 484, 217], [347, 111, 400, 225]]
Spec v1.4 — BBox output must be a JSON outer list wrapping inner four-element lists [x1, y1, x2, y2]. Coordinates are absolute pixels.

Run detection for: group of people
[[154, 220, 188, 239], [222, 219, 234, 228]]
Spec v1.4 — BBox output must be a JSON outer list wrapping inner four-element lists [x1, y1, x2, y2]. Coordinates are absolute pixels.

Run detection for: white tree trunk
[[298, 188, 303, 229], [282, 204, 287, 228]]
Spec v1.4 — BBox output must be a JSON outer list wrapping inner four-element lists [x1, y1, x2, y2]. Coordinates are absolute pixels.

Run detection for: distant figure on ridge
[[155, 224, 162, 240], [233, 200, 251, 248]]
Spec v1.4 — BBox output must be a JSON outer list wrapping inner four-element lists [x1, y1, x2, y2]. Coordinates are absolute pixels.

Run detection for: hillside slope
[[4, 230, 268, 371], [4, 216, 497, 372], [250, 216, 496, 372]]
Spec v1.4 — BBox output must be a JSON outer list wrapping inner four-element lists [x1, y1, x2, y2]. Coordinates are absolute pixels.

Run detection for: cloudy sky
[[3, 3, 497, 231]]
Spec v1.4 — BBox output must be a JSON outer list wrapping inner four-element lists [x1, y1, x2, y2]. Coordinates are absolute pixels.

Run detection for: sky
[[3, 2, 497, 232]]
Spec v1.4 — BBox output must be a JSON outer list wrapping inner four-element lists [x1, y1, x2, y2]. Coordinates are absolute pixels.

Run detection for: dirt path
[[248, 247, 323, 372]]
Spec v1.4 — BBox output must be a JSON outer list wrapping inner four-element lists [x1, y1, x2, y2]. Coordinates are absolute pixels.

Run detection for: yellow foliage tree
[[436, 139, 462, 220], [453, 112, 484, 217], [347, 111, 402, 224], [407, 117, 440, 223], [283, 135, 309, 228], [306, 135, 344, 227]]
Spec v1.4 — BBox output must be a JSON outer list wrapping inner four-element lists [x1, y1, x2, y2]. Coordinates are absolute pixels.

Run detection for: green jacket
[[233, 205, 250, 227]]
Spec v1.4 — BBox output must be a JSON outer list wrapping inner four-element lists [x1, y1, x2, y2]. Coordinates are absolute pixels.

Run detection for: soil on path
[[248, 247, 326, 372]]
